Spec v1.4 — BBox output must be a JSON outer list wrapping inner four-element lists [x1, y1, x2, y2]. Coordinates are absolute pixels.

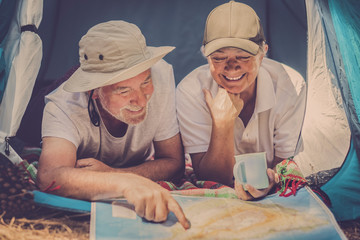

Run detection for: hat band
[[80, 48, 152, 73]]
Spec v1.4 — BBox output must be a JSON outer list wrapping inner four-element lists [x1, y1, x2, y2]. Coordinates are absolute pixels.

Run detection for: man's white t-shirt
[[42, 60, 179, 168], [176, 58, 306, 166]]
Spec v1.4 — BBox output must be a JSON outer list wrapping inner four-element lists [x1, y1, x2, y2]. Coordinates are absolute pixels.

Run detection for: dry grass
[[0, 210, 89, 240], [0, 209, 359, 240], [339, 219, 360, 240]]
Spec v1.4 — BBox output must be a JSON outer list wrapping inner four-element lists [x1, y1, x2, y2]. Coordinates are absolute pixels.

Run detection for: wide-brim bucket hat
[[64, 20, 175, 92]]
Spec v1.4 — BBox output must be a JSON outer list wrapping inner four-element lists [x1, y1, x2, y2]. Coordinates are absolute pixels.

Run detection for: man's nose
[[130, 90, 148, 107]]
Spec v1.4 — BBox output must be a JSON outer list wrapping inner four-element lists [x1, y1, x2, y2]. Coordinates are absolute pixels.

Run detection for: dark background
[[36, 0, 307, 87]]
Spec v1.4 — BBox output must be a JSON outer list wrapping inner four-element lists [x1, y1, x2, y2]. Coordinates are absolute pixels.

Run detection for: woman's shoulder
[[177, 64, 212, 93], [261, 58, 305, 96]]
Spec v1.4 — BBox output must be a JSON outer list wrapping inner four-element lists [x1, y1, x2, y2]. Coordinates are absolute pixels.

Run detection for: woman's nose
[[225, 59, 241, 71]]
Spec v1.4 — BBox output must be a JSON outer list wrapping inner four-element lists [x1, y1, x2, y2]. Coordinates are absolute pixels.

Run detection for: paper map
[[90, 187, 346, 240]]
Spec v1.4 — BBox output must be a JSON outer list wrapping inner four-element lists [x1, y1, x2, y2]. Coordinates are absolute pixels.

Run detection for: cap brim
[[204, 38, 259, 56], [63, 46, 175, 92]]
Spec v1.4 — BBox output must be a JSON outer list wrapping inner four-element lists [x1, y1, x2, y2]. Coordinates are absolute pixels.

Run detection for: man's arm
[[118, 133, 185, 181], [37, 137, 189, 228], [75, 133, 185, 182]]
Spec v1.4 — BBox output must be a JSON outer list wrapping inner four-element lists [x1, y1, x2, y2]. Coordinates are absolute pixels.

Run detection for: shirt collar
[[254, 65, 276, 114]]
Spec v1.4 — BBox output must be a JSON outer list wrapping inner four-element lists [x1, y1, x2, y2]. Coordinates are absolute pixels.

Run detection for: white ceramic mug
[[233, 152, 269, 190]]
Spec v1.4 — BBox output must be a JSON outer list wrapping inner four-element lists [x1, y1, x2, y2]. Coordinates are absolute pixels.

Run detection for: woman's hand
[[203, 87, 244, 124], [235, 168, 280, 200]]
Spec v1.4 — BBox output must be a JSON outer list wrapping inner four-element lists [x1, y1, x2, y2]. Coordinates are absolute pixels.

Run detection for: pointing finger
[[168, 198, 190, 230]]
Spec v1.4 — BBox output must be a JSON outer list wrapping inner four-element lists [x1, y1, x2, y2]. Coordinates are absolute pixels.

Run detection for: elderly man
[[37, 21, 189, 228], [176, 1, 306, 200]]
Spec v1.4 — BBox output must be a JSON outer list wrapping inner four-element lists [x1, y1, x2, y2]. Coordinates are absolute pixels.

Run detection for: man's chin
[[123, 112, 147, 126], [125, 118, 145, 126]]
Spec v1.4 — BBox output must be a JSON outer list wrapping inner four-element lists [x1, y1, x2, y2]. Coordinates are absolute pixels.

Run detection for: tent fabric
[[294, 0, 350, 177], [297, 0, 360, 221], [17, 65, 79, 147], [328, 0, 360, 160], [322, 142, 360, 221], [320, 0, 360, 221], [0, 0, 17, 103], [0, 0, 43, 164]]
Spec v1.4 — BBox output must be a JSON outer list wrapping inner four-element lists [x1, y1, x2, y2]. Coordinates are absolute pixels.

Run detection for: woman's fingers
[[234, 180, 253, 201]]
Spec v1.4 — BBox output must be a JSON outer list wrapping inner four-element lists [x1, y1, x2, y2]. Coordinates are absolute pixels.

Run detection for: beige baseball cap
[[64, 20, 175, 92], [203, 0, 265, 56]]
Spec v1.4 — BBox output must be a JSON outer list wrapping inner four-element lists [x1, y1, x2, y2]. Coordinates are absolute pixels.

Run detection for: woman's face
[[207, 47, 265, 94]]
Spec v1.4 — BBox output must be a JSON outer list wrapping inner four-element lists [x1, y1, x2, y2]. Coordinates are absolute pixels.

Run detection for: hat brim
[[203, 38, 259, 56], [63, 46, 175, 92]]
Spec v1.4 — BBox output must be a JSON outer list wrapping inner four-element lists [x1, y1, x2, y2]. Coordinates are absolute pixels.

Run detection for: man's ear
[[89, 89, 99, 99]]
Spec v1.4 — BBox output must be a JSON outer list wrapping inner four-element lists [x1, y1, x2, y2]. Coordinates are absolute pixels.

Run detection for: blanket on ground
[[18, 147, 306, 199]]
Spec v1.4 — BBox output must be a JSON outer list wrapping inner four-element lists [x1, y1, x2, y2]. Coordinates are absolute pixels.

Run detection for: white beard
[[98, 89, 149, 125]]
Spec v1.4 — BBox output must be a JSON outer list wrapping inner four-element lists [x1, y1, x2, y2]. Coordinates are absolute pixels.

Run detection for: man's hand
[[38, 138, 189, 229], [122, 174, 190, 230], [235, 168, 280, 200], [203, 88, 244, 124], [75, 158, 114, 172]]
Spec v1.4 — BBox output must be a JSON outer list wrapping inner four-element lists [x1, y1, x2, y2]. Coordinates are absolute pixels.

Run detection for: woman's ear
[[258, 43, 269, 62], [263, 44, 269, 55]]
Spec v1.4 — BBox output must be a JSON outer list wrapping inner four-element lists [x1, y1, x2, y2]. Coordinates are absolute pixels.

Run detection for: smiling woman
[[176, 1, 306, 200], [207, 47, 265, 95]]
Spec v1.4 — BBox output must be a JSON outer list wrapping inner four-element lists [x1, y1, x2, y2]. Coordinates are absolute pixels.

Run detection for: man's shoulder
[[152, 59, 172, 71], [151, 59, 173, 80], [150, 59, 175, 92], [45, 82, 88, 111]]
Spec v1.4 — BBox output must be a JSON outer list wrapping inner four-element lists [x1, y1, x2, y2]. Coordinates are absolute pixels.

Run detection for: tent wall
[[328, 0, 360, 160], [0, 0, 42, 164], [294, 0, 359, 221], [35, 0, 307, 88], [294, 0, 351, 177], [320, 0, 360, 221], [0, 0, 17, 103]]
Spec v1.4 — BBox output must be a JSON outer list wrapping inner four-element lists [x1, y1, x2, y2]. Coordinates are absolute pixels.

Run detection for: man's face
[[207, 47, 265, 94], [96, 69, 154, 125]]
